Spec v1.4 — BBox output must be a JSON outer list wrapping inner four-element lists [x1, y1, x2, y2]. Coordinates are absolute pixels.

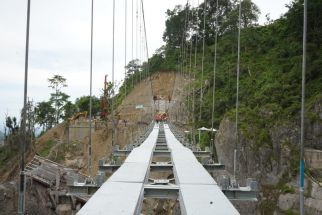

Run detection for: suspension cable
[[139, 1, 142, 81], [189, 0, 194, 143], [300, 1, 307, 214], [192, 0, 200, 145], [198, 0, 207, 121], [111, 0, 116, 146], [183, 1, 190, 79], [185, 0, 191, 122], [136, 0, 138, 61], [88, 0, 94, 177], [179, 0, 189, 80], [18, 0, 31, 214], [211, 0, 219, 156], [124, 0, 127, 96], [140, 0, 154, 113], [234, 0, 242, 179], [131, 0, 134, 88]]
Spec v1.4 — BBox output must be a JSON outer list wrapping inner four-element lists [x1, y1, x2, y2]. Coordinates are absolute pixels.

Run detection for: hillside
[[1, 0, 321, 214], [0, 71, 187, 181], [142, 0, 322, 214]]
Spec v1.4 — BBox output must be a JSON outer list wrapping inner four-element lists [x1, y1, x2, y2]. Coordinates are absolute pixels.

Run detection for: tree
[[126, 59, 141, 77], [125, 59, 141, 87], [48, 75, 69, 124], [35, 101, 55, 131], [5, 116, 13, 134], [63, 101, 78, 120], [75, 96, 101, 116], [163, 5, 188, 47], [240, 0, 260, 28]]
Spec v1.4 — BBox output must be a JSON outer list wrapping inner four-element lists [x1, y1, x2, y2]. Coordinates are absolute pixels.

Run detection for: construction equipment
[[69, 111, 88, 122], [154, 112, 168, 122], [101, 75, 109, 119]]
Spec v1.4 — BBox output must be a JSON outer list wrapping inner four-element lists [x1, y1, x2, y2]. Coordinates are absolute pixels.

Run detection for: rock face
[[278, 194, 297, 211], [306, 97, 322, 150], [0, 180, 56, 215], [305, 198, 322, 215], [215, 98, 322, 214], [215, 118, 298, 186]]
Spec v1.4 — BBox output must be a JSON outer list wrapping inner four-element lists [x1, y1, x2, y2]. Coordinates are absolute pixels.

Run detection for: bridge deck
[[77, 124, 159, 215], [164, 124, 240, 215], [78, 123, 240, 215]]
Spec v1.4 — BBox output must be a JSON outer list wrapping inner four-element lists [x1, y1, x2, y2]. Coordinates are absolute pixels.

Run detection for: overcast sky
[[0, 0, 292, 125]]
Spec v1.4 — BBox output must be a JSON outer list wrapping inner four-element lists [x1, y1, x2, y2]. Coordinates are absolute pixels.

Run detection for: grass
[[0, 146, 18, 167], [37, 140, 55, 157], [281, 209, 300, 215], [280, 184, 296, 194]]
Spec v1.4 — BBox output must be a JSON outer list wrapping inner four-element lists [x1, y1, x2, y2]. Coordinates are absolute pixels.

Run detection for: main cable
[[140, 0, 154, 115], [199, 0, 207, 121]]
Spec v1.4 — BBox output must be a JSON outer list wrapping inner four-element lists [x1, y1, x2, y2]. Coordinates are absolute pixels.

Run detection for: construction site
[[1, 0, 322, 214], [1, 71, 258, 214]]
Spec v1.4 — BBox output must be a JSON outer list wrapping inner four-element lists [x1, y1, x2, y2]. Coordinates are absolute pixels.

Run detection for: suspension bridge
[[15, 0, 309, 214], [77, 122, 255, 214]]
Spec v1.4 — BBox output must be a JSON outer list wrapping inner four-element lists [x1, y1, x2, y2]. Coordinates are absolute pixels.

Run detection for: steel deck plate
[[180, 184, 240, 215], [125, 148, 154, 163], [173, 161, 216, 185], [108, 162, 149, 183], [77, 182, 143, 215]]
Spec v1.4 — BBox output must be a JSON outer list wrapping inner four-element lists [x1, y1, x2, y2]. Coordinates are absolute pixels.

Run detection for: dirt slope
[[36, 71, 188, 177]]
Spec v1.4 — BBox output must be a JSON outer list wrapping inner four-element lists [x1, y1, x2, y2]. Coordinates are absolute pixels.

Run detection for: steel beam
[[98, 164, 120, 173], [144, 184, 179, 199], [203, 163, 225, 172], [222, 189, 257, 201], [153, 150, 171, 157]]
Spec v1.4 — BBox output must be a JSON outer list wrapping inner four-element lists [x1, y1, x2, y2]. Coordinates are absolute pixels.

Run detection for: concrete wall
[[305, 148, 322, 169], [68, 120, 95, 143]]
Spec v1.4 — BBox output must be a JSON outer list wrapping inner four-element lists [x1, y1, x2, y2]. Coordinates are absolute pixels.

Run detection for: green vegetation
[[0, 146, 18, 167], [280, 184, 296, 194], [281, 209, 300, 215], [127, 0, 322, 150], [49, 141, 82, 163], [75, 96, 101, 116], [37, 140, 55, 157]]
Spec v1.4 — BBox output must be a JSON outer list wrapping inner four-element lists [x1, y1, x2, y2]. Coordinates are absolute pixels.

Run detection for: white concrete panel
[[77, 182, 143, 215], [174, 161, 217, 185], [108, 162, 149, 183], [180, 184, 240, 215], [125, 148, 153, 163]]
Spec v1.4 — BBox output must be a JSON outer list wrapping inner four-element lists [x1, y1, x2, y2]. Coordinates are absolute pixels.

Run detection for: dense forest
[[127, 0, 322, 148]]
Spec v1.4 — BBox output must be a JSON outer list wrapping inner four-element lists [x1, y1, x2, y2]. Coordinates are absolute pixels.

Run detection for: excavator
[[68, 111, 88, 122]]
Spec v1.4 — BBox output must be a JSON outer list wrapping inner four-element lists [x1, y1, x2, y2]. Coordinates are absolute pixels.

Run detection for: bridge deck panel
[[164, 124, 239, 215], [77, 182, 142, 215], [77, 124, 159, 215], [180, 184, 240, 215]]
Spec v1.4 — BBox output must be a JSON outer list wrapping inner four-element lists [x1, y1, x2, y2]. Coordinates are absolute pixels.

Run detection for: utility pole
[[18, 0, 31, 214]]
